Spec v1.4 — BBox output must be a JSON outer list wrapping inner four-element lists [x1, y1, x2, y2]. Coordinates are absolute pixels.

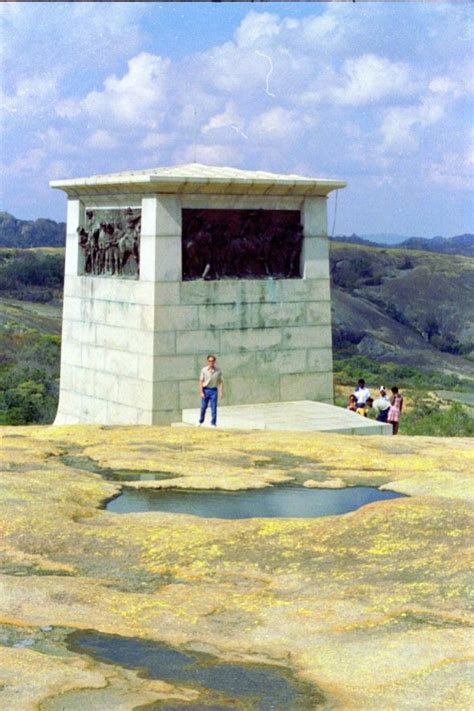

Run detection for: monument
[[51, 164, 346, 425]]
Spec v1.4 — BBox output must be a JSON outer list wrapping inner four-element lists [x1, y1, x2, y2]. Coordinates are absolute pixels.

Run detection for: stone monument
[[51, 164, 346, 425]]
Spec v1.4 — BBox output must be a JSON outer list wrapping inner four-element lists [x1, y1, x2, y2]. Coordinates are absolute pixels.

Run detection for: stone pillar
[[140, 196, 184, 424], [54, 199, 83, 424], [300, 196, 334, 402], [64, 199, 84, 276], [301, 197, 329, 280], [140, 196, 182, 282]]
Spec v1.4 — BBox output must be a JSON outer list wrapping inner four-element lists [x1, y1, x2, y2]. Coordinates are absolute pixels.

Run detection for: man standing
[[198, 355, 224, 427], [354, 378, 370, 416]]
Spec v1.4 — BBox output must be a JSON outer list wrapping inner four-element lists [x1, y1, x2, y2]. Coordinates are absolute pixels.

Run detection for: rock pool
[[107, 485, 404, 518], [68, 630, 324, 710]]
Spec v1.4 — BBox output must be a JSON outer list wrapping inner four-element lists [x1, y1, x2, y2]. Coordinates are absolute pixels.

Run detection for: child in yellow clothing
[[356, 397, 373, 417]]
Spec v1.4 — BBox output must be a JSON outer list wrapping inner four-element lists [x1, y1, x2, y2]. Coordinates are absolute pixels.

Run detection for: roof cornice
[[50, 163, 346, 198]]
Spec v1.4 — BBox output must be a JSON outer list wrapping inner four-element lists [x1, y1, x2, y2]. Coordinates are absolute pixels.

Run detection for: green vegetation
[[0, 249, 64, 303], [0, 324, 60, 425], [402, 400, 474, 437], [333, 352, 469, 392], [0, 249, 64, 424]]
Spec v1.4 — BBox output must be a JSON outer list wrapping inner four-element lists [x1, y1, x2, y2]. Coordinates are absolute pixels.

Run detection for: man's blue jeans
[[199, 387, 218, 426]]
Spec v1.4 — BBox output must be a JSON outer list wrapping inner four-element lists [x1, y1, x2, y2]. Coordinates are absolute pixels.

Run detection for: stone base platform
[[179, 400, 393, 435]]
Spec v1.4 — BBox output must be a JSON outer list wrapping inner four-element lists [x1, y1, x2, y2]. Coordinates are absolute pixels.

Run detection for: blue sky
[[0, 1, 472, 237]]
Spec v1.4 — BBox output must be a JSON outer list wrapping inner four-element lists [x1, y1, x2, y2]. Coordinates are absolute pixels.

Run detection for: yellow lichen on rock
[[0, 425, 472, 709]]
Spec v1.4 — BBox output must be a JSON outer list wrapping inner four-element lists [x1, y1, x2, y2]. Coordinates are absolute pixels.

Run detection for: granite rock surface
[[0, 425, 472, 709]]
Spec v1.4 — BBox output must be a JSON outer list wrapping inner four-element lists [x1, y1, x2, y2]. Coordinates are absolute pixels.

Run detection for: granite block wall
[[55, 194, 333, 425]]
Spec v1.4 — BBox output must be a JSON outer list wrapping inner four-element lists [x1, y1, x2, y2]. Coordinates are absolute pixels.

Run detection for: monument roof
[[50, 163, 346, 197]]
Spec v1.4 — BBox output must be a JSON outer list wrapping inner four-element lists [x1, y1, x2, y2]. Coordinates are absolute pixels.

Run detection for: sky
[[0, 1, 472, 237]]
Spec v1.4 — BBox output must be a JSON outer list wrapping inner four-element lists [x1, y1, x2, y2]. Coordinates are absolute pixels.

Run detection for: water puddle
[[61, 454, 178, 482], [67, 630, 323, 710], [107, 485, 404, 518]]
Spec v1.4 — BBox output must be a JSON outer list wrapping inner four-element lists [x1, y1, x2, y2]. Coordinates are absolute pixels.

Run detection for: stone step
[[180, 400, 393, 435]]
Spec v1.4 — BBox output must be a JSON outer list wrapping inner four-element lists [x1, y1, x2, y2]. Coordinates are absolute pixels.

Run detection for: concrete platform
[[180, 400, 393, 435]]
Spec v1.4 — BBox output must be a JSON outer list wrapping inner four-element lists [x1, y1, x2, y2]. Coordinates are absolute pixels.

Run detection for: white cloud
[[141, 132, 174, 151], [202, 102, 245, 136], [195, 41, 271, 94], [86, 130, 118, 150], [235, 11, 281, 48], [249, 107, 315, 142], [381, 95, 447, 152], [0, 2, 146, 79], [1, 2, 472, 235], [4, 148, 47, 175], [1, 76, 58, 119], [429, 76, 458, 95], [55, 99, 81, 121], [175, 96, 222, 131], [173, 143, 239, 166], [48, 159, 69, 180], [331, 54, 415, 106], [301, 13, 340, 44], [35, 128, 79, 156], [82, 53, 170, 129], [429, 149, 474, 190]]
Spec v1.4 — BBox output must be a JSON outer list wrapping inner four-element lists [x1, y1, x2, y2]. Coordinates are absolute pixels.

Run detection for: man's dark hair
[[358, 378, 365, 386], [207, 354, 216, 361]]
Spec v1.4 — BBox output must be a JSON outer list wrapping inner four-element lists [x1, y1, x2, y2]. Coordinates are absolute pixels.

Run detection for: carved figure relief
[[182, 209, 303, 281], [78, 208, 141, 277]]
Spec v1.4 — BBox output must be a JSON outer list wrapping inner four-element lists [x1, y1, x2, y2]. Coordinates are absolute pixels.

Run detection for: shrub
[[0, 250, 64, 298], [402, 401, 474, 437], [333, 353, 466, 391], [0, 328, 60, 425]]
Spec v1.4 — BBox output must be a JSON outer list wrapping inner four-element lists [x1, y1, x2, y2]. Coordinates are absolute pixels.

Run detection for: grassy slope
[[0, 298, 62, 335]]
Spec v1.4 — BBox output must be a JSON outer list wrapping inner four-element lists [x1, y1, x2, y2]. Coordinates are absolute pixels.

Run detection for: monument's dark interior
[[182, 208, 303, 280]]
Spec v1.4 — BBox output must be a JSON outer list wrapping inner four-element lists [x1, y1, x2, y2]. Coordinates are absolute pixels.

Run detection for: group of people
[[197, 362, 404, 435], [347, 378, 404, 434]]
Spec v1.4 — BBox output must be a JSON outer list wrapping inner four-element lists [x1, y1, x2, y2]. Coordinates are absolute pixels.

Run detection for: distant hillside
[[339, 233, 409, 246], [333, 232, 474, 258], [366, 233, 414, 244], [0, 212, 66, 248], [330, 242, 474, 377], [398, 234, 474, 257]]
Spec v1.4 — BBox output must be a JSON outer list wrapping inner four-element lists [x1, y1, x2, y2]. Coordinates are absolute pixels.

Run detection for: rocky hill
[[0, 212, 66, 248], [330, 243, 474, 378], [399, 233, 474, 257]]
